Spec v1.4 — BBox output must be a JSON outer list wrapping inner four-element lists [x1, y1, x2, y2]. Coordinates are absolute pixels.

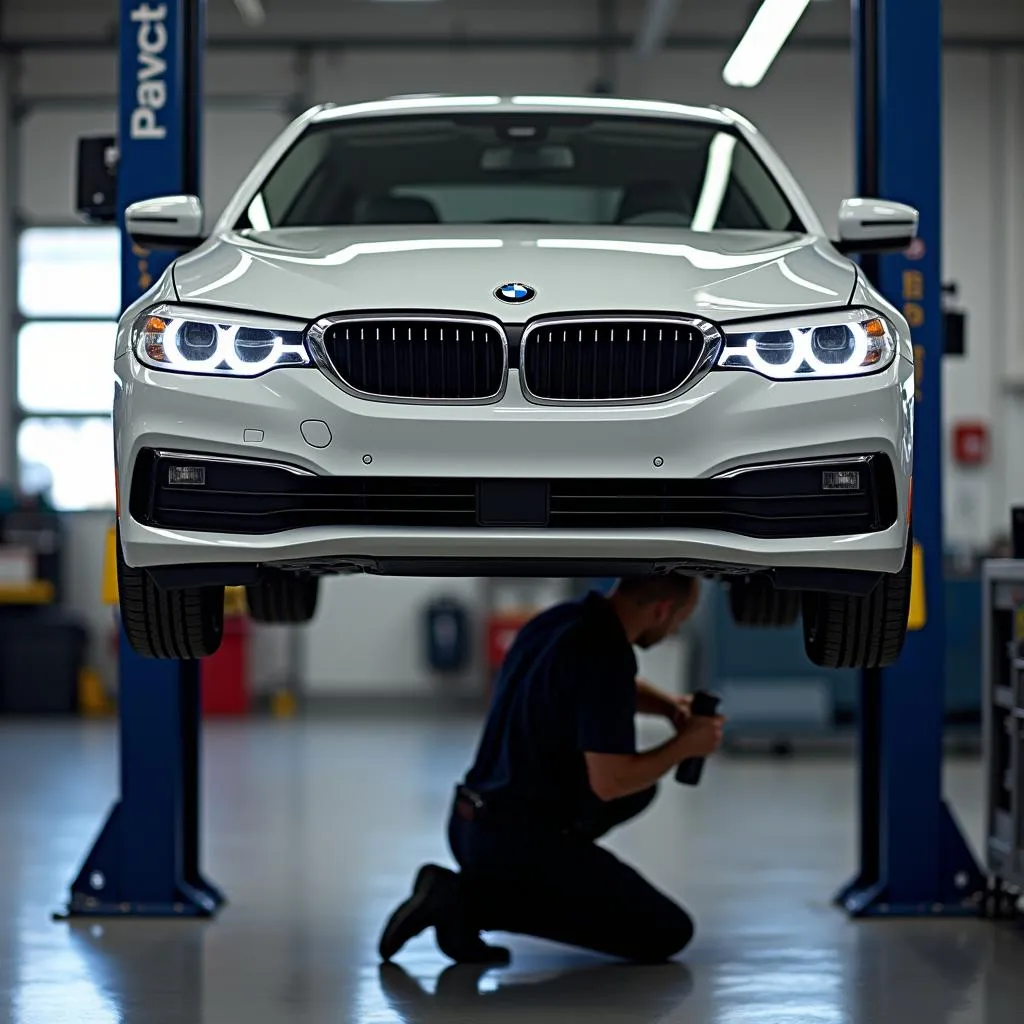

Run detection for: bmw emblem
[[495, 282, 536, 304]]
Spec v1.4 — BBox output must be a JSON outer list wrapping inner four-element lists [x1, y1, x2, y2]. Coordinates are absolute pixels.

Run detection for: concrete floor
[[0, 714, 1022, 1024]]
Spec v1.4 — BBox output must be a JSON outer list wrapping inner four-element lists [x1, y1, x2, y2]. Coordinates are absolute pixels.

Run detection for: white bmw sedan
[[114, 95, 916, 667]]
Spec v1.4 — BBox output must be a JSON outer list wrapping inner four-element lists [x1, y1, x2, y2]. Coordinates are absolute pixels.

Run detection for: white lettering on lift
[[129, 3, 168, 140]]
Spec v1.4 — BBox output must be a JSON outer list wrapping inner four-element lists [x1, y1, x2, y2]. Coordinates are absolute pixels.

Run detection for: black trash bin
[[0, 608, 88, 714], [424, 597, 470, 675]]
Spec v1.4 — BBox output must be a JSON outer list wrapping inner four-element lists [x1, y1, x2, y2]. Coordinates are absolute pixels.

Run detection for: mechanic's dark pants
[[447, 785, 694, 963]]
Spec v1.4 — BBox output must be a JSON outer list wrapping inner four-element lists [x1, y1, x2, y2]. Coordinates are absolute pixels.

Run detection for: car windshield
[[241, 113, 805, 233]]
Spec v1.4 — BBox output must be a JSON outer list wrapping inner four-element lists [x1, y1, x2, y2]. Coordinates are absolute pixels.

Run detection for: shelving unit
[[982, 560, 1024, 891]]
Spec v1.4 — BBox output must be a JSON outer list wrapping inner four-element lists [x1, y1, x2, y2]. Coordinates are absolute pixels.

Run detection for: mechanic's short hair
[[613, 574, 698, 608]]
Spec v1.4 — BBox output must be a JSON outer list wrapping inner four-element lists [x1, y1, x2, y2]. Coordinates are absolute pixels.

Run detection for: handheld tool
[[675, 690, 721, 786]]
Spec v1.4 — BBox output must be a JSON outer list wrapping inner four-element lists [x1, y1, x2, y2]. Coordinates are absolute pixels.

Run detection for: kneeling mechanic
[[379, 575, 725, 965]]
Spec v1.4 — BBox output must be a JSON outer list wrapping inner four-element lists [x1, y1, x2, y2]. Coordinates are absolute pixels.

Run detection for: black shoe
[[379, 864, 511, 966], [379, 864, 453, 961]]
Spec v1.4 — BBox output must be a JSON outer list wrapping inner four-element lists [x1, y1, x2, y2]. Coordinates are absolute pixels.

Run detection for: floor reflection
[[54, 921, 207, 1024], [11, 924, 123, 1024], [844, 920, 993, 1024], [375, 960, 694, 1023]]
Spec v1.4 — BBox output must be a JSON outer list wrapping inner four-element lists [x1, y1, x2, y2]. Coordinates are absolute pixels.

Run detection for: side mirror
[[836, 198, 919, 254], [125, 195, 205, 250]]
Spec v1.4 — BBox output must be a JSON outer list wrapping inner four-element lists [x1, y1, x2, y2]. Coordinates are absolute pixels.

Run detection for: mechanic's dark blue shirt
[[462, 591, 638, 826]]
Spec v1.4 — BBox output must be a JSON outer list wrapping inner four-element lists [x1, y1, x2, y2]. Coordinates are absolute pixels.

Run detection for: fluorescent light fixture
[[635, 0, 682, 56], [723, 0, 812, 88], [233, 0, 265, 26], [690, 133, 737, 232]]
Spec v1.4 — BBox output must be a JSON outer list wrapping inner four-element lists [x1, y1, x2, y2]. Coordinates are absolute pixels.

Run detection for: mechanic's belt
[[454, 785, 572, 833]]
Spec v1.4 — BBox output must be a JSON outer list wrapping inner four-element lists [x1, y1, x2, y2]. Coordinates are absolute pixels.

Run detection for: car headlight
[[132, 304, 311, 376], [717, 308, 896, 379]]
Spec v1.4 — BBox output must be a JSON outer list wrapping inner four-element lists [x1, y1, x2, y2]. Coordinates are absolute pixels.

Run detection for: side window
[[728, 144, 797, 231], [249, 132, 332, 228]]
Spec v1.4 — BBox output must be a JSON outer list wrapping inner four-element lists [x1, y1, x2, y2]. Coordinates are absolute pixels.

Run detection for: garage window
[[16, 226, 120, 511]]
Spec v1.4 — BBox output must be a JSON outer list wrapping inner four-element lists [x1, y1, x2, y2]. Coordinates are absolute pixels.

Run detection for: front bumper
[[114, 353, 914, 579]]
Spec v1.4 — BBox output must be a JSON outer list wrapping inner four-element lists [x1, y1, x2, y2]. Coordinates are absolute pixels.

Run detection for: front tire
[[116, 529, 225, 659], [728, 575, 800, 627], [246, 570, 319, 624], [801, 536, 913, 669]]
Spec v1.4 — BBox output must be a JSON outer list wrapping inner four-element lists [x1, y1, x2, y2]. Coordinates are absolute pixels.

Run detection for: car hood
[[172, 226, 856, 324]]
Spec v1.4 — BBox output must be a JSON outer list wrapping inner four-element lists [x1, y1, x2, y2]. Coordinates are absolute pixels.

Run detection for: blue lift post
[[837, 0, 985, 917], [58, 0, 224, 918]]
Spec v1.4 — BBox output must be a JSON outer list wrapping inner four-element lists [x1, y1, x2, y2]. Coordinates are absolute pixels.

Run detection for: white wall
[[4, 34, 1024, 694], [995, 55, 1024, 536], [940, 52, 999, 550], [304, 576, 484, 694]]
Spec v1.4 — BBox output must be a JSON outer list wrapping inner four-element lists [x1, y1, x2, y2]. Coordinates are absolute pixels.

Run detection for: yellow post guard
[[102, 525, 119, 605], [908, 541, 926, 631]]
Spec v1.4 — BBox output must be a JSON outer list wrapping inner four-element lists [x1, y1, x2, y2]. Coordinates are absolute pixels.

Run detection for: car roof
[[310, 94, 743, 127]]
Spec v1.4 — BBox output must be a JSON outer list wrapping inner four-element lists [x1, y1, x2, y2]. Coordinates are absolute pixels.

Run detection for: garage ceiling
[[0, 0, 1021, 47]]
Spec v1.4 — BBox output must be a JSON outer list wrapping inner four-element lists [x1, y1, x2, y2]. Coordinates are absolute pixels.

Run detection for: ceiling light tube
[[233, 0, 266, 26], [722, 0, 812, 88]]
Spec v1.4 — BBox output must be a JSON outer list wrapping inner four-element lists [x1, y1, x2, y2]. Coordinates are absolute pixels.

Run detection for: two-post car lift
[[59, 0, 985, 920]]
